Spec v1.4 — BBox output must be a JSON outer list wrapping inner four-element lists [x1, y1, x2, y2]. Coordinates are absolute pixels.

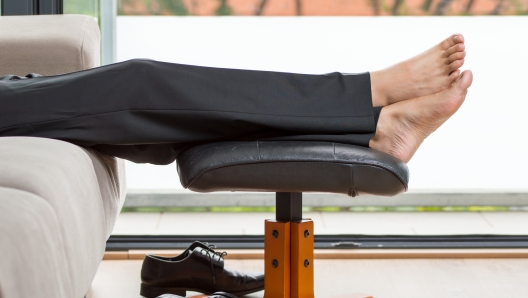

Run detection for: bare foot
[[370, 70, 473, 163], [370, 34, 466, 107]]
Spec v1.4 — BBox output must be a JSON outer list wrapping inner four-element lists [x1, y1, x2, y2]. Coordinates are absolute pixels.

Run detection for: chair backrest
[[0, 14, 100, 76]]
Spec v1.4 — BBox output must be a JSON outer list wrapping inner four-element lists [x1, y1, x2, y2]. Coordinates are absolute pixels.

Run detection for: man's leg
[[0, 59, 377, 164]]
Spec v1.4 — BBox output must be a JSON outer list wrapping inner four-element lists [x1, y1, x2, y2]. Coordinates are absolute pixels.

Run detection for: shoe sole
[[140, 283, 264, 298]]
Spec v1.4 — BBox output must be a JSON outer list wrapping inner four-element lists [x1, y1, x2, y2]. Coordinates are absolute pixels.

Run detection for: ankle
[[369, 106, 408, 162], [369, 107, 390, 149], [370, 70, 390, 107]]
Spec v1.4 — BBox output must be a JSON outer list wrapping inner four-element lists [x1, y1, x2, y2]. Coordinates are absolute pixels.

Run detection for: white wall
[[117, 16, 528, 191]]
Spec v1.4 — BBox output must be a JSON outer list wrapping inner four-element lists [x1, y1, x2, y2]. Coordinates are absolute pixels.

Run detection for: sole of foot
[[371, 34, 466, 107], [370, 70, 473, 163]]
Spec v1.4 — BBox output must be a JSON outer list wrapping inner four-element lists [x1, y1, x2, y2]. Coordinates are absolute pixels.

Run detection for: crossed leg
[[0, 34, 473, 165]]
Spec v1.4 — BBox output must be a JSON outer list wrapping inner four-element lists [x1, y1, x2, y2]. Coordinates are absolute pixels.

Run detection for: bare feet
[[370, 34, 466, 107], [370, 70, 473, 163]]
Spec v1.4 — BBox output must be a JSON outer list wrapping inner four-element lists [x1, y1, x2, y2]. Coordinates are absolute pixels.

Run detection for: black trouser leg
[[0, 59, 378, 165]]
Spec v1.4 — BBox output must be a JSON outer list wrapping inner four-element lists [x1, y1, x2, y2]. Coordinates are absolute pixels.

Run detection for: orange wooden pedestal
[[264, 219, 315, 298], [264, 220, 291, 298], [291, 220, 314, 298]]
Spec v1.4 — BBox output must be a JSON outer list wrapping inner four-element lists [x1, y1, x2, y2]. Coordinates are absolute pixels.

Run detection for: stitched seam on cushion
[[79, 17, 90, 71], [0, 109, 373, 131], [349, 167, 356, 197], [185, 160, 408, 190], [350, 166, 354, 189], [257, 141, 261, 160]]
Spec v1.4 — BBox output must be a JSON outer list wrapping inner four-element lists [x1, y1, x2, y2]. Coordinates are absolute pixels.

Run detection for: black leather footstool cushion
[[177, 141, 409, 197]]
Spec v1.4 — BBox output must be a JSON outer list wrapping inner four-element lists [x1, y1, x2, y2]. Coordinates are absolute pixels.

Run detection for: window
[[61, 0, 528, 243], [64, 0, 98, 17]]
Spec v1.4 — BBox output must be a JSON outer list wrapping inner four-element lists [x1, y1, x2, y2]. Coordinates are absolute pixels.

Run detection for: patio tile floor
[[112, 211, 528, 235]]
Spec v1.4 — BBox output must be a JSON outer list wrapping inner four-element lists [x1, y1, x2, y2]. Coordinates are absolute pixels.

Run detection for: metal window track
[[106, 234, 528, 251]]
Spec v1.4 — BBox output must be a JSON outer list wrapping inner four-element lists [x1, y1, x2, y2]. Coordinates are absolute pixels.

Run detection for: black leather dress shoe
[[156, 292, 238, 298], [140, 241, 264, 298]]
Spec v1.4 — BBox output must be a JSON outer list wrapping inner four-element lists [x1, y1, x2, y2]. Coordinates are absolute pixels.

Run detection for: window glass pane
[[103, 1, 528, 237], [64, 0, 99, 18]]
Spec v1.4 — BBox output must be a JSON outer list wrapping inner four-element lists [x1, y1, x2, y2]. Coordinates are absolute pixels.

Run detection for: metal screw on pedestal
[[304, 230, 310, 238], [304, 259, 310, 267], [272, 230, 279, 238], [272, 259, 279, 268]]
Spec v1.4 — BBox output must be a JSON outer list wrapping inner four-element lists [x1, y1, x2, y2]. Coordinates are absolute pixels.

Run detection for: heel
[[140, 283, 186, 298]]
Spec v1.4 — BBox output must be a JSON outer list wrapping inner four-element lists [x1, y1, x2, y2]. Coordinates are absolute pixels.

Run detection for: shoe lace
[[200, 244, 228, 284]]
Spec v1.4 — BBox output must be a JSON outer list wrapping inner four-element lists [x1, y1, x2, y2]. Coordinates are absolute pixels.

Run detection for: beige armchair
[[0, 15, 126, 298]]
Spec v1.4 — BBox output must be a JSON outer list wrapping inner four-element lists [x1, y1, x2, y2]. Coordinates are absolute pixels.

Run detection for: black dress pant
[[0, 59, 380, 165]]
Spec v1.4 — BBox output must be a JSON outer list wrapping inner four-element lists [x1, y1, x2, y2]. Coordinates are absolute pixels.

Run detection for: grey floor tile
[[112, 212, 162, 235], [411, 227, 495, 235], [320, 212, 493, 235], [158, 212, 271, 235], [316, 227, 416, 235], [112, 211, 528, 236], [479, 212, 528, 230]]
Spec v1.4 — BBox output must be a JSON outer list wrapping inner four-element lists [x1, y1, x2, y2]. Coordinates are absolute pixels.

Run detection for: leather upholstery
[[177, 141, 409, 197]]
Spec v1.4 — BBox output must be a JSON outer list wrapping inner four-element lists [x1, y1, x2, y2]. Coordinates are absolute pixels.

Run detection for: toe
[[448, 59, 464, 72], [443, 43, 465, 57], [441, 33, 464, 49], [447, 51, 466, 64], [457, 70, 473, 89], [449, 69, 461, 79], [441, 70, 471, 115], [453, 34, 465, 44]]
